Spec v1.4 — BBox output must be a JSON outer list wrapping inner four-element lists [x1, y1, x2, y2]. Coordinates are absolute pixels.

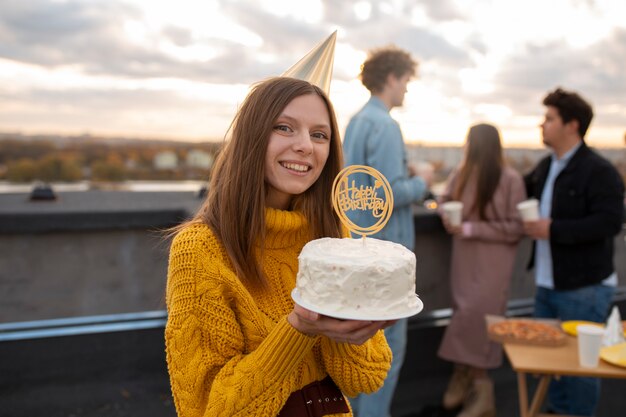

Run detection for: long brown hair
[[453, 123, 503, 220], [185, 77, 343, 289]]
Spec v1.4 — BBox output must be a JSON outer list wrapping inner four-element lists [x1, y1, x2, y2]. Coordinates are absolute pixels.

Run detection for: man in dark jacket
[[524, 87, 625, 416]]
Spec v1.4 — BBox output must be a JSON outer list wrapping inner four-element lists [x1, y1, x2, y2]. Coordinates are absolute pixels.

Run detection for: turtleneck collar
[[263, 207, 309, 249]]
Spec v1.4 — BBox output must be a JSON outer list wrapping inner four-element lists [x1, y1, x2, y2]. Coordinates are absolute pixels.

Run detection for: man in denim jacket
[[343, 46, 430, 417]]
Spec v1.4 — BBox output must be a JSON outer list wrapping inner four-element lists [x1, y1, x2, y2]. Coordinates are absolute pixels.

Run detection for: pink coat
[[437, 166, 526, 368]]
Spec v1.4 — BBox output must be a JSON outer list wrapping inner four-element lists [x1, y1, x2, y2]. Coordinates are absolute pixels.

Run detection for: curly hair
[[360, 46, 417, 93], [543, 87, 594, 139]]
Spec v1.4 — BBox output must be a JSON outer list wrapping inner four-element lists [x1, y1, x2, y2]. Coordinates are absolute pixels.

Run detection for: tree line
[[0, 139, 221, 183]]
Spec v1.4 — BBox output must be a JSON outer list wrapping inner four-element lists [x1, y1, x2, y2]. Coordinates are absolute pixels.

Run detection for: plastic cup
[[577, 324, 605, 368], [517, 199, 539, 221], [441, 201, 463, 227]]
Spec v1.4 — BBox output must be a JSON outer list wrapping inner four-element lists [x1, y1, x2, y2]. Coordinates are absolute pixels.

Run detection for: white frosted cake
[[294, 237, 419, 318]]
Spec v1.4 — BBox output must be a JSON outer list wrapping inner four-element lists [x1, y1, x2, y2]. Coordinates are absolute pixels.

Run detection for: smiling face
[[264, 93, 331, 210]]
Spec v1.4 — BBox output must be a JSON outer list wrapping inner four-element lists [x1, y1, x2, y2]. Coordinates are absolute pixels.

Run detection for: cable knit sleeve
[[319, 330, 392, 397], [165, 225, 320, 417]]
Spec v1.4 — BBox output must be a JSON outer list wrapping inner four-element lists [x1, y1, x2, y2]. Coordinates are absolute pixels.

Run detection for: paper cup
[[441, 201, 463, 227], [577, 324, 605, 367], [517, 199, 539, 221]]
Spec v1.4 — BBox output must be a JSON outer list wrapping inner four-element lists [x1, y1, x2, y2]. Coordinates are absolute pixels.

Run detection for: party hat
[[282, 31, 337, 95]]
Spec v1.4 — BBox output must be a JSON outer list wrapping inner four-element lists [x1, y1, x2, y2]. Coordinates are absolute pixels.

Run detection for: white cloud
[[0, 0, 624, 146], [353, 2, 372, 21]]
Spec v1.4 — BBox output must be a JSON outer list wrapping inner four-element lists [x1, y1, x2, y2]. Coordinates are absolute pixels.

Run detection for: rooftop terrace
[[1, 189, 624, 416]]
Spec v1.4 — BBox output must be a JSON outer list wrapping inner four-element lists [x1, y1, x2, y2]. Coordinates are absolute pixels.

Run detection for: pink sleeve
[[466, 170, 527, 243]]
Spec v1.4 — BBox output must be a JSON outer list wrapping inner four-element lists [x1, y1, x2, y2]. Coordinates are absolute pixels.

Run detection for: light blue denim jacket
[[342, 96, 427, 251]]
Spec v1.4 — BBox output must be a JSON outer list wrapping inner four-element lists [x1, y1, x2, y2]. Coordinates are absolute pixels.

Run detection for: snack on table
[[488, 319, 566, 345], [294, 237, 418, 319]]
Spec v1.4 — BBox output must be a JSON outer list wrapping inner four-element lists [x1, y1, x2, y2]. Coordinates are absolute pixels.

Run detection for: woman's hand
[[440, 214, 462, 235], [288, 304, 394, 345]]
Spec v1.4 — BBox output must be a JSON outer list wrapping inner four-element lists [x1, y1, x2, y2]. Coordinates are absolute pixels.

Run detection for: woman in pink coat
[[438, 123, 526, 417]]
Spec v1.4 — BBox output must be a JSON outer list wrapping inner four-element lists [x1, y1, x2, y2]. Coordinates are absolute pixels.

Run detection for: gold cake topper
[[332, 165, 394, 237]]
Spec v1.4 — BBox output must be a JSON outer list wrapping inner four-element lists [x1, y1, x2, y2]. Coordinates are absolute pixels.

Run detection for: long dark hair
[[453, 123, 503, 220], [176, 77, 344, 289]]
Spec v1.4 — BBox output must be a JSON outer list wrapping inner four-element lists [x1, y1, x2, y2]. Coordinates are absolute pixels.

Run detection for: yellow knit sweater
[[165, 208, 392, 417]]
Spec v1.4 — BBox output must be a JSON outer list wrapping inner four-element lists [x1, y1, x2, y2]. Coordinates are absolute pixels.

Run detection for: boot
[[457, 378, 496, 417], [442, 365, 472, 410]]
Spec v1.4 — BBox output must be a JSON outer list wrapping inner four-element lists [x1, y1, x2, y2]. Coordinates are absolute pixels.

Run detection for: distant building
[[186, 150, 214, 169], [153, 151, 177, 170], [406, 144, 463, 169]]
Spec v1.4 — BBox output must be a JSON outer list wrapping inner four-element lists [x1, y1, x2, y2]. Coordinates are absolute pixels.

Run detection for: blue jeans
[[351, 318, 407, 417], [534, 284, 614, 416]]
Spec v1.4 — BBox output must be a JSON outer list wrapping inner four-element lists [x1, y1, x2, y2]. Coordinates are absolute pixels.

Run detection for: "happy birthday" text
[[336, 178, 386, 218]]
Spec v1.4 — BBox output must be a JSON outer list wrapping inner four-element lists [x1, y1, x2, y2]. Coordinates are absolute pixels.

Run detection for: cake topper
[[332, 165, 394, 238]]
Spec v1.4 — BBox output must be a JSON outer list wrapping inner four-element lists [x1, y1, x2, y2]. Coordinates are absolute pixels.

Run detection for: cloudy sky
[[1, 0, 625, 147]]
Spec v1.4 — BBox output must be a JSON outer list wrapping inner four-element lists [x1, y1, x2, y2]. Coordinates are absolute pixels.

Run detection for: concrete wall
[[413, 210, 626, 311], [413, 228, 540, 311], [0, 230, 171, 322], [1, 200, 624, 323]]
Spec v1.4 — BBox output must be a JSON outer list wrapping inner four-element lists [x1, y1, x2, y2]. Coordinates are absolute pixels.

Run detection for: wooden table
[[503, 336, 626, 417]]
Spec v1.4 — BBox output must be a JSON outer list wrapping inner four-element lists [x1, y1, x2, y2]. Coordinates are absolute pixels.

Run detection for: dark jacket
[[525, 143, 625, 290]]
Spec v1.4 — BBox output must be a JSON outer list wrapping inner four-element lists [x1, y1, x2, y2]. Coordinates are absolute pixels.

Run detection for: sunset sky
[[1, 0, 625, 147]]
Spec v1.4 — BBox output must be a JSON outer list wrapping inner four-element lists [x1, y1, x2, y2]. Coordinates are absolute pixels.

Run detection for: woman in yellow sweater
[[165, 77, 393, 417]]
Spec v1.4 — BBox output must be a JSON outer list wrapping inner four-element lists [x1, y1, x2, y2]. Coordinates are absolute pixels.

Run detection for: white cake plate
[[291, 288, 424, 321]]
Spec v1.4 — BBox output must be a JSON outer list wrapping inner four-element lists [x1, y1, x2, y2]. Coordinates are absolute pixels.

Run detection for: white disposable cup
[[441, 201, 463, 227], [577, 324, 605, 368], [517, 199, 540, 221]]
